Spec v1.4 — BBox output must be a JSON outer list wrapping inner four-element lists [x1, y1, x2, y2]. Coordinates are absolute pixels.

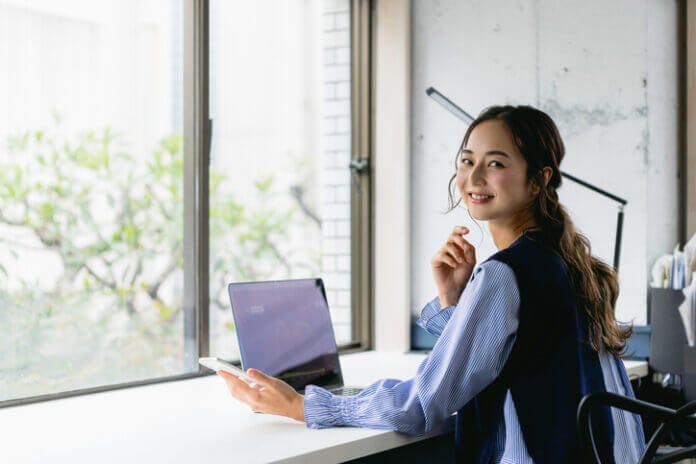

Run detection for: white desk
[[624, 359, 649, 380], [0, 352, 648, 464]]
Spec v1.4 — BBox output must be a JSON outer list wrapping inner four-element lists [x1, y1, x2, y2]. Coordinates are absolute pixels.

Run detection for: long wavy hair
[[447, 105, 631, 356]]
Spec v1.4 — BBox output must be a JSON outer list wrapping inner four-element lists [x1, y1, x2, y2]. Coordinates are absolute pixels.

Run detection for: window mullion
[[184, 0, 210, 370]]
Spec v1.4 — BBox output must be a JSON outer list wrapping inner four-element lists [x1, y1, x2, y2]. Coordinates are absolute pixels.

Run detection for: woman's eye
[[459, 158, 504, 168]]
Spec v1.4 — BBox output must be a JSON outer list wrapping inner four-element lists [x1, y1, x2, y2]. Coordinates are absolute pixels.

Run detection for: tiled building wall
[[321, 0, 352, 344]]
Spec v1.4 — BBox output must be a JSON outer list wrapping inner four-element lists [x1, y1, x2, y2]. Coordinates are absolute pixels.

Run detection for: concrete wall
[[410, 0, 679, 324]]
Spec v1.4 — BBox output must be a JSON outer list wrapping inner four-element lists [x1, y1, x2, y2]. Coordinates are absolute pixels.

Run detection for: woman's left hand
[[218, 369, 305, 422]]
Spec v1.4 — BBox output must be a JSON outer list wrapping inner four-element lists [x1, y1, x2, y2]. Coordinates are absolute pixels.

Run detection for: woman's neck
[[488, 216, 539, 250]]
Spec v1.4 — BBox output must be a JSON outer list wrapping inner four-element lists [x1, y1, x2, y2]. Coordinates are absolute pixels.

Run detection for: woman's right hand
[[431, 226, 477, 307]]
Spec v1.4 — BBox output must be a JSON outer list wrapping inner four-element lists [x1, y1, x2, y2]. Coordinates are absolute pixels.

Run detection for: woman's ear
[[530, 180, 541, 196], [541, 167, 553, 187], [530, 167, 553, 196]]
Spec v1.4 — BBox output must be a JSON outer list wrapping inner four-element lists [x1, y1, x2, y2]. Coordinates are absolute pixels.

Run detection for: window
[[0, 0, 188, 402], [208, 0, 358, 361], [0, 0, 371, 406]]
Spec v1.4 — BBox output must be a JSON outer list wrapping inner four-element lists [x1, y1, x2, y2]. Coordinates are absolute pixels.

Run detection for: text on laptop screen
[[228, 279, 342, 390]]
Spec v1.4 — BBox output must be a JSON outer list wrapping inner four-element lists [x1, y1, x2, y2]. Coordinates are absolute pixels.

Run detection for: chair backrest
[[649, 288, 687, 375], [648, 288, 696, 401], [577, 391, 696, 464]]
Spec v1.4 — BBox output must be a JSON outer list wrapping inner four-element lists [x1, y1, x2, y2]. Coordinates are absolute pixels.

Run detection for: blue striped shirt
[[303, 260, 645, 462]]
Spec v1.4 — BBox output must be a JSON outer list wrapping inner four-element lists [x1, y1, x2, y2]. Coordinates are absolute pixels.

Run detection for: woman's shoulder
[[488, 232, 564, 272], [470, 259, 517, 287], [486, 233, 574, 294], [462, 260, 521, 314]]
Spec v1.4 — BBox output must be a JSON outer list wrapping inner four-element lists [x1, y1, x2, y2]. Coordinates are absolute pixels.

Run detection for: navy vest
[[454, 230, 615, 463]]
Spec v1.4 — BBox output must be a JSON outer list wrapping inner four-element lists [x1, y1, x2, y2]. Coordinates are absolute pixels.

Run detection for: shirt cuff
[[416, 297, 455, 336], [303, 385, 358, 429]]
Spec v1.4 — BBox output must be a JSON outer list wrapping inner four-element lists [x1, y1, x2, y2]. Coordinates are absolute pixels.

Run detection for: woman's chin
[[464, 206, 490, 221]]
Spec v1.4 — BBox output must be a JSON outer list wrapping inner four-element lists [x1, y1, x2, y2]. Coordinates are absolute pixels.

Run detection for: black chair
[[577, 391, 696, 463]]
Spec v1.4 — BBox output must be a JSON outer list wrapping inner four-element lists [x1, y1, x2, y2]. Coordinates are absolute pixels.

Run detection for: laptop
[[227, 278, 363, 396]]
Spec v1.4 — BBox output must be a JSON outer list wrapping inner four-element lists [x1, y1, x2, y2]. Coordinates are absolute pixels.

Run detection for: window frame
[[685, 0, 696, 241], [0, 0, 373, 409], [347, 0, 373, 351]]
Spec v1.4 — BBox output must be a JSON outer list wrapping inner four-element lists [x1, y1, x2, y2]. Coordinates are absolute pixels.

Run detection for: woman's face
[[455, 119, 537, 224]]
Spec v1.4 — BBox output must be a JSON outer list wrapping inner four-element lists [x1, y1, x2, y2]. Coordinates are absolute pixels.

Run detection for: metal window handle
[[349, 157, 369, 195], [349, 157, 369, 173]]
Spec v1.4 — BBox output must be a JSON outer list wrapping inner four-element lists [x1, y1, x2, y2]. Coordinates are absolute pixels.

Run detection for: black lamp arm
[[560, 171, 627, 206]]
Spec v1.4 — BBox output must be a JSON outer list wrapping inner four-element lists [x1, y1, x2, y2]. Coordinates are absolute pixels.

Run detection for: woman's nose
[[469, 164, 486, 185]]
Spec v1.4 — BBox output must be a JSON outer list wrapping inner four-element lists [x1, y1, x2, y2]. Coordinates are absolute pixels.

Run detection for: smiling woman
[[460, 153, 502, 204], [412, 1, 682, 333], [218, 105, 644, 463], [457, 125, 539, 230]]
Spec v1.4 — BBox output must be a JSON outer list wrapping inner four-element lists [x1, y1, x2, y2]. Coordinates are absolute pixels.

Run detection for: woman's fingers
[[435, 246, 467, 268], [433, 250, 458, 268], [218, 371, 262, 406], [218, 370, 240, 390], [219, 370, 304, 421], [219, 371, 259, 394], [449, 234, 475, 262], [221, 372, 272, 413], [252, 372, 292, 399], [445, 233, 475, 262], [432, 226, 475, 269], [443, 242, 465, 263], [450, 227, 475, 255], [246, 369, 282, 389]]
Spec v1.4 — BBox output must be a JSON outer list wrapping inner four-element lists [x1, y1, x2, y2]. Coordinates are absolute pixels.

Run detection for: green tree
[[0, 120, 320, 400]]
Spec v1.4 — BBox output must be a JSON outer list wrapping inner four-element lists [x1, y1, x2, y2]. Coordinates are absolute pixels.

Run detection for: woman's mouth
[[468, 193, 494, 204]]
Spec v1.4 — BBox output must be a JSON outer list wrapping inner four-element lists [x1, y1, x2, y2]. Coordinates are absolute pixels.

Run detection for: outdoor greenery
[[0, 119, 320, 400]]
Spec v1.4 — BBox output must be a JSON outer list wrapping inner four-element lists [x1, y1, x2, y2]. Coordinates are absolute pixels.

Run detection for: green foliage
[[0, 119, 320, 400]]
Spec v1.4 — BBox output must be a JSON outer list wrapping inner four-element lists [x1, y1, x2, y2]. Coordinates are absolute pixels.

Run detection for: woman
[[218, 105, 645, 463]]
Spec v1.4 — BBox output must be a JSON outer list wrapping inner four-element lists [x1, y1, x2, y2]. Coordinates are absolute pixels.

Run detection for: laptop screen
[[227, 278, 343, 390]]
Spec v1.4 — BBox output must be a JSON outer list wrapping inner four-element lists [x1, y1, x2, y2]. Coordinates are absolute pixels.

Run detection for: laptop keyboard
[[328, 386, 363, 396]]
